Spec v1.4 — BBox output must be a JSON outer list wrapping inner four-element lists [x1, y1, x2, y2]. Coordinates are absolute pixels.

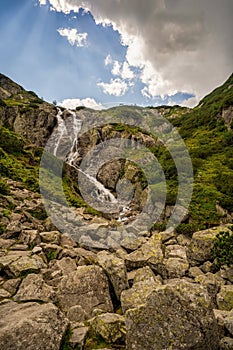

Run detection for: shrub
[[175, 223, 198, 237], [0, 179, 10, 195], [211, 226, 233, 267]]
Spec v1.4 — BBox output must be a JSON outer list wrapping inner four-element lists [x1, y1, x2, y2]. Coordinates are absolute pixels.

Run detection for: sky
[[0, 0, 232, 110]]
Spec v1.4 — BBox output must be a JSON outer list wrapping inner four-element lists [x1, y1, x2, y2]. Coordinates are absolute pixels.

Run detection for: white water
[[53, 109, 118, 206], [53, 109, 65, 157]]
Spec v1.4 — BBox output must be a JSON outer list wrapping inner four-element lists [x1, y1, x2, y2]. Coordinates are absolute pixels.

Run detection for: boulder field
[[0, 180, 232, 349]]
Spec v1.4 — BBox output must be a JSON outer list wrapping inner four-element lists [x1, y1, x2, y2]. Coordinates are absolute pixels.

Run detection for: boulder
[[56, 265, 113, 318], [214, 309, 233, 336], [97, 251, 129, 299], [90, 313, 125, 343], [6, 255, 46, 277], [126, 280, 220, 350], [68, 326, 89, 349], [0, 301, 68, 350], [121, 268, 161, 313], [217, 285, 233, 311], [14, 273, 55, 302], [125, 233, 163, 270], [219, 337, 233, 350], [188, 226, 228, 265]]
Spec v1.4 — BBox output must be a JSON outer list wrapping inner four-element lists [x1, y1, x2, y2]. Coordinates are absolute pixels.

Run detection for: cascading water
[[53, 108, 118, 209]]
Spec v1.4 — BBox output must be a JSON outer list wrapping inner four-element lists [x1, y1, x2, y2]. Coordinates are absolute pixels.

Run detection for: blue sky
[[0, 0, 232, 109]]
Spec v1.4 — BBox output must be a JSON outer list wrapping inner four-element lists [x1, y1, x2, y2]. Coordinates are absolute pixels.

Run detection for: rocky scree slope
[[0, 180, 233, 349]]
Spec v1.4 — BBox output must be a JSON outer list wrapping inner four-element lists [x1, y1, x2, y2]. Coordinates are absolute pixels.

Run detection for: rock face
[[0, 73, 57, 147], [126, 280, 220, 350], [0, 301, 68, 350], [56, 265, 113, 319]]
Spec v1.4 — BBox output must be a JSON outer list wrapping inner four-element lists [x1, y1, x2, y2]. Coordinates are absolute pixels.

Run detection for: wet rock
[[97, 251, 129, 299], [0, 301, 68, 350], [126, 279, 220, 350], [90, 313, 126, 343]]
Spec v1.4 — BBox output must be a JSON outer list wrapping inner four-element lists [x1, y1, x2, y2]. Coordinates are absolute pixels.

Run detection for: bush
[[175, 223, 199, 237], [211, 226, 233, 267], [0, 179, 10, 195]]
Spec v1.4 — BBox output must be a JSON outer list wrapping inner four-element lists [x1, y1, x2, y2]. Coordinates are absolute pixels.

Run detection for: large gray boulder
[[126, 279, 220, 350], [0, 301, 68, 350], [97, 251, 129, 299], [56, 265, 113, 319]]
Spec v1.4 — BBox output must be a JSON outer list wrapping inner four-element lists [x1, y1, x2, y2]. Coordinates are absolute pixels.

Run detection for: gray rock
[[219, 337, 233, 350], [125, 233, 163, 270], [217, 285, 233, 311], [195, 272, 224, 305], [67, 305, 87, 322], [0, 301, 68, 350], [90, 313, 126, 343], [39, 231, 61, 245], [214, 309, 233, 336], [164, 257, 189, 278], [68, 326, 89, 349], [97, 251, 129, 299], [19, 230, 41, 247], [14, 273, 55, 302], [2, 278, 21, 295], [57, 265, 113, 318], [121, 267, 161, 313], [126, 279, 220, 350], [7, 255, 46, 277], [188, 226, 228, 265]]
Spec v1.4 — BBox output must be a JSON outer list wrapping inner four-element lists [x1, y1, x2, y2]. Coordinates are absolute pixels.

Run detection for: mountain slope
[[0, 73, 232, 234]]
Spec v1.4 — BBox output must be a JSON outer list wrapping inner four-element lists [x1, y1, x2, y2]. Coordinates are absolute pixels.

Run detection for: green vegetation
[[211, 226, 233, 267], [0, 73, 232, 233], [0, 179, 10, 195]]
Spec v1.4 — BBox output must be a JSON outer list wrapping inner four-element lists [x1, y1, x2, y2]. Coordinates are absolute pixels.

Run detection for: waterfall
[[53, 108, 118, 206]]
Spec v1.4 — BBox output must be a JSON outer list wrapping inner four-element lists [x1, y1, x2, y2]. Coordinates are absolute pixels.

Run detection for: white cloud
[[104, 54, 112, 66], [57, 28, 88, 47], [59, 98, 104, 110], [180, 96, 199, 108], [41, 0, 233, 103], [105, 56, 135, 81], [39, 0, 47, 5], [98, 78, 128, 96]]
